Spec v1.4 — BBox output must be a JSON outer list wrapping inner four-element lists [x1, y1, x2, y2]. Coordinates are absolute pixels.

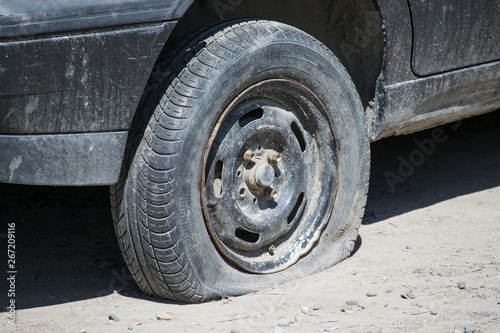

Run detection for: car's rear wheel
[[110, 20, 370, 302]]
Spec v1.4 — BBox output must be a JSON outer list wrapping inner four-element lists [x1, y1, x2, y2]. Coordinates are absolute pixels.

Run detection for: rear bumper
[[0, 132, 127, 185]]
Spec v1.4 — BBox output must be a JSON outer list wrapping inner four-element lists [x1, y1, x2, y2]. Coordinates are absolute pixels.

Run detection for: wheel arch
[[166, 0, 385, 108]]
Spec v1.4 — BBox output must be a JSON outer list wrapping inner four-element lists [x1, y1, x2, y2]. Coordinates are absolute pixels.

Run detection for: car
[[1, 0, 499, 303]]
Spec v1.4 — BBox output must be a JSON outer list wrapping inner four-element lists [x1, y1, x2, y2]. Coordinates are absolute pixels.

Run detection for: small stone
[[346, 300, 359, 306], [301, 306, 311, 315], [108, 314, 120, 322], [366, 292, 378, 297], [458, 282, 467, 290], [479, 311, 492, 317], [464, 324, 476, 333], [128, 327, 133, 331], [79, 330, 86, 333], [156, 313, 172, 321], [406, 244, 413, 250], [401, 292, 415, 300], [411, 301, 418, 307], [385, 290, 392, 294]]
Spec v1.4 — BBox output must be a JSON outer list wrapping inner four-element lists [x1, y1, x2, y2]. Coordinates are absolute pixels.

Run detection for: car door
[[408, 0, 500, 76]]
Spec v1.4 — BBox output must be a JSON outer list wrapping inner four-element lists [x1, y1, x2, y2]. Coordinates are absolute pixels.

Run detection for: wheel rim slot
[[213, 160, 224, 198], [287, 192, 305, 225], [235, 228, 260, 243], [291, 122, 306, 152], [239, 108, 264, 128]]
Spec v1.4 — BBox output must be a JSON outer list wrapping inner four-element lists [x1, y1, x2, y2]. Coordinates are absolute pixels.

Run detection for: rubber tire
[[110, 20, 370, 303]]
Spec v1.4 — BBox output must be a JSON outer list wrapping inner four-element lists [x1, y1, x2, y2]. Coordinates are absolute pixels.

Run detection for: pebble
[[108, 314, 120, 322], [406, 244, 413, 250], [479, 310, 492, 317], [128, 327, 133, 331], [156, 313, 172, 321], [464, 324, 476, 333], [346, 300, 359, 306], [401, 292, 415, 300], [458, 282, 467, 289], [366, 292, 378, 297], [301, 306, 311, 315], [79, 330, 86, 333]]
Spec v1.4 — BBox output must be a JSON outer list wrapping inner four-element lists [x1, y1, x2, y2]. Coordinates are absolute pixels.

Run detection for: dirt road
[[2, 112, 499, 332]]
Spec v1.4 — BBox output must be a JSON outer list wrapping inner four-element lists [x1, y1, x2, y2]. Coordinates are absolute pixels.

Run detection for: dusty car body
[[1, 0, 499, 302]]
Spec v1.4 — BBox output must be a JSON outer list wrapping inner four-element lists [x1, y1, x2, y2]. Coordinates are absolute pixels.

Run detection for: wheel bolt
[[238, 188, 246, 199], [268, 245, 276, 255], [266, 150, 282, 164], [243, 150, 256, 162], [265, 187, 279, 200]]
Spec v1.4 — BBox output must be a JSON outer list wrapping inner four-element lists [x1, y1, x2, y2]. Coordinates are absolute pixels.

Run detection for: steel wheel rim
[[201, 79, 339, 273]]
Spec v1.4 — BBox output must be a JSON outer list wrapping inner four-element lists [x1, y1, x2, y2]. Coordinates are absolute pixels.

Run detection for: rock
[[458, 282, 467, 289], [464, 324, 476, 333], [79, 330, 86, 333], [479, 310, 492, 317], [366, 292, 378, 297], [156, 313, 172, 321], [108, 314, 120, 322], [346, 300, 359, 306], [301, 306, 310, 315], [401, 292, 415, 300], [406, 244, 413, 250], [128, 327, 133, 331], [385, 290, 392, 294]]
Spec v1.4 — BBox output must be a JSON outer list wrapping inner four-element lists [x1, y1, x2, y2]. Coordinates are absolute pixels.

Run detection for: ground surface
[[1, 112, 499, 333]]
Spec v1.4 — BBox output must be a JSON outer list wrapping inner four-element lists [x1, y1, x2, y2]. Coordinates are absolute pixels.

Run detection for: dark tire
[[110, 20, 370, 303]]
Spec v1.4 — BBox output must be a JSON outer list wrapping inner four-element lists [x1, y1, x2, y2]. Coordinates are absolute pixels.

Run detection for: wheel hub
[[243, 149, 280, 192]]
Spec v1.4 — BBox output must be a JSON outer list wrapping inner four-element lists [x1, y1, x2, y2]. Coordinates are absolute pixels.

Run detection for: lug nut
[[243, 150, 256, 162], [265, 187, 279, 200], [266, 150, 282, 164], [268, 245, 276, 255], [238, 188, 246, 199]]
